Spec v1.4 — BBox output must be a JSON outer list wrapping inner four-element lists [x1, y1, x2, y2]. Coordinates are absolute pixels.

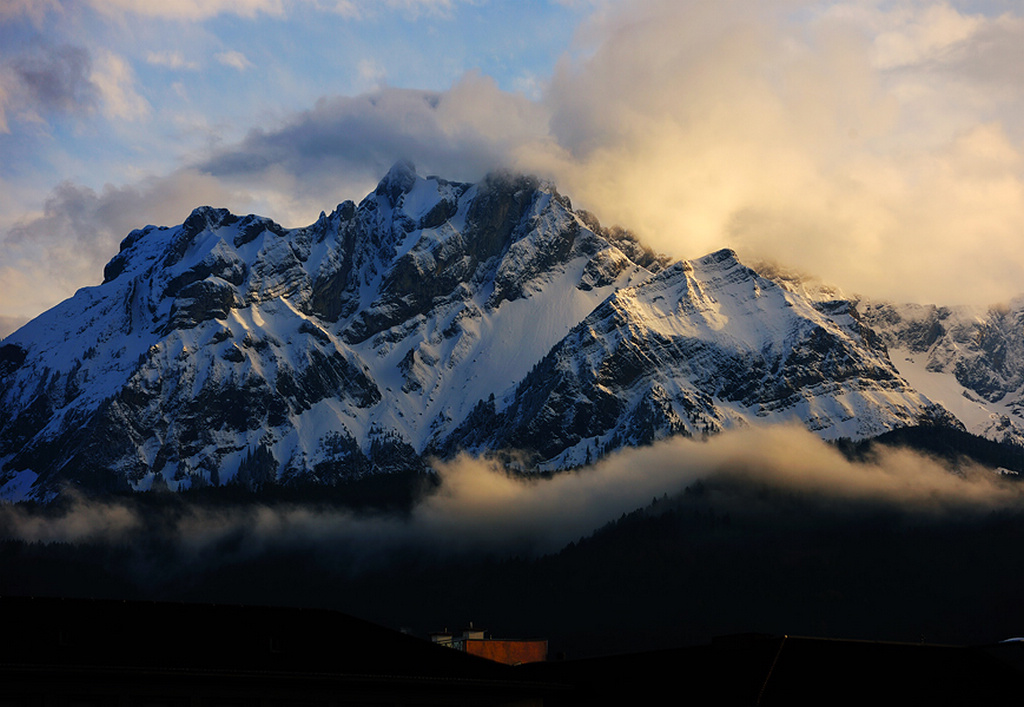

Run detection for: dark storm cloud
[[4, 180, 133, 298], [10, 43, 97, 115], [198, 75, 549, 209], [0, 42, 101, 131], [198, 92, 453, 182], [1, 171, 244, 317]]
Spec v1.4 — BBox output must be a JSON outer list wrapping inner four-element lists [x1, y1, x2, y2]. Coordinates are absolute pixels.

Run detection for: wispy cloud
[[215, 50, 253, 71], [329, 0, 462, 21], [86, 0, 286, 20], [91, 49, 150, 121], [146, 50, 200, 70], [0, 0, 63, 25], [356, 58, 386, 88], [1, 0, 475, 23]]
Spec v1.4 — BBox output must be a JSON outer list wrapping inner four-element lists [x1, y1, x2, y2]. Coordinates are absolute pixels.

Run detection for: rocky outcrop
[[441, 249, 945, 469], [860, 299, 1024, 445]]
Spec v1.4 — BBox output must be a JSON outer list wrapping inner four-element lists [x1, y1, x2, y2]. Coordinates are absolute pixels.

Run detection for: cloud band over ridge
[[2, 426, 1018, 562]]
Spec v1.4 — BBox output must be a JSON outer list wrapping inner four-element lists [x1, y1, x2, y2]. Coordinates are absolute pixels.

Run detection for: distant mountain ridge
[[0, 162, 1014, 501], [859, 299, 1024, 447]]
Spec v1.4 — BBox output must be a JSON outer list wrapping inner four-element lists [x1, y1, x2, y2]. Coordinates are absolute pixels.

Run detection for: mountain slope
[[0, 163, 658, 500], [442, 249, 951, 469], [860, 299, 1024, 446]]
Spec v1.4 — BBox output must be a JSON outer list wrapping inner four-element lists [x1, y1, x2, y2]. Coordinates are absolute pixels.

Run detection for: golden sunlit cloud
[[2, 426, 1017, 557], [523, 0, 1024, 305]]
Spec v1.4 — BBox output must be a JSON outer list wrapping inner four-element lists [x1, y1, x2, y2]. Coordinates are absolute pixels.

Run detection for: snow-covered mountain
[[441, 250, 953, 470], [859, 300, 1024, 447], [0, 162, 976, 501]]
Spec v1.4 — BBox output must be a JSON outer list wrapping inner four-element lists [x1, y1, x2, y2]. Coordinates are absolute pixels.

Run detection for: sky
[[3, 0, 1024, 338]]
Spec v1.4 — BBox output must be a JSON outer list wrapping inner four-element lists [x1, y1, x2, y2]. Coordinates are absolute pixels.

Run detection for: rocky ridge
[[859, 299, 1024, 447]]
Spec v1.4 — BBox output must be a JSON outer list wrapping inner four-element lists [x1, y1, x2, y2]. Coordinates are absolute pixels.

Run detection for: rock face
[[441, 250, 951, 469], [0, 163, 966, 501], [859, 299, 1024, 446]]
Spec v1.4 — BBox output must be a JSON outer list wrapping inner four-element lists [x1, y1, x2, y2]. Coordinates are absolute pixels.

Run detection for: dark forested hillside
[[5, 433, 1024, 659]]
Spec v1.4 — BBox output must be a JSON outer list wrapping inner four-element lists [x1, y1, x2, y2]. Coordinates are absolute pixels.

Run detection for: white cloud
[[146, 50, 200, 70], [86, 0, 286, 20], [91, 49, 150, 121], [215, 50, 254, 71], [513, 0, 1024, 306], [356, 58, 386, 88], [329, 0, 460, 21], [6, 0, 467, 22], [511, 71, 543, 100], [0, 0, 63, 25], [114, 0, 1024, 307]]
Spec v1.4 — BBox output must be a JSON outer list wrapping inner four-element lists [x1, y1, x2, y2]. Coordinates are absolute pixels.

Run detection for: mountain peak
[[182, 206, 239, 234], [375, 159, 418, 204], [699, 248, 740, 269]]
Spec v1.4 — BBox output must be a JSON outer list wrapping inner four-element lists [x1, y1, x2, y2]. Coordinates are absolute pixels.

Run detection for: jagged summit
[[375, 158, 419, 203], [0, 164, 655, 500], [0, 164, 992, 502]]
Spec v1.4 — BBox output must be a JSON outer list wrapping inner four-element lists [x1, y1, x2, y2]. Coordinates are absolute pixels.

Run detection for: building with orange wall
[[431, 624, 548, 665]]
